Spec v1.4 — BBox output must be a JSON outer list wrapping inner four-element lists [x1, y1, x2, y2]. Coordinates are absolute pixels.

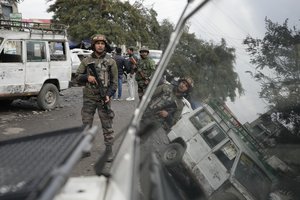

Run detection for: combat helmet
[[91, 34, 112, 52], [178, 76, 194, 93], [139, 46, 149, 54]]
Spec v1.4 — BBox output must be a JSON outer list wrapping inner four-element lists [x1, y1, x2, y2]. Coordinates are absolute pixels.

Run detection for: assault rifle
[[87, 62, 109, 111], [143, 101, 178, 130]]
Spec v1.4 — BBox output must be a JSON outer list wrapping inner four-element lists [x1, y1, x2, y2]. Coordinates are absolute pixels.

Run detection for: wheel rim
[[45, 90, 56, 106], [165, 148, 178, 161]]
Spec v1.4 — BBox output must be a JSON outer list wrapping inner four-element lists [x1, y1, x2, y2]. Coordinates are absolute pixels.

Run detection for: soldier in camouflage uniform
[[135, 46, 156, 100], [75, 34, 118, 161], [142, 77, 194, 131]]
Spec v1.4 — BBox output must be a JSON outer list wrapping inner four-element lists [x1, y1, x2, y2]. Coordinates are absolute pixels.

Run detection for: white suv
[[70, 48, 92, 74], [161, 103, 287, 200], [0, 20, 72, 110]]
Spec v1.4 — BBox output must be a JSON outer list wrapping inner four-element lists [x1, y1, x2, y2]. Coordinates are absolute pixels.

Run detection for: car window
[[215, 141, 237, 170], [0, 40, 22, 63], [49, 41, 67, 61], [235, 153, 272, 200], [201, 125, 226, 148], [26, 41, 47, 62], [190, 109, 214, 130]]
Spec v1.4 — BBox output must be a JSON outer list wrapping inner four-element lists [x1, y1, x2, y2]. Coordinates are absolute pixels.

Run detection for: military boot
[[105, 144, 114, 162]]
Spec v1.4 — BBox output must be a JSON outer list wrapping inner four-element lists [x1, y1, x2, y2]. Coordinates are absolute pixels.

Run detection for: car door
[[24, 40, 49, 93], [195, 124, 230, 190], [0, 40, 25, 96]]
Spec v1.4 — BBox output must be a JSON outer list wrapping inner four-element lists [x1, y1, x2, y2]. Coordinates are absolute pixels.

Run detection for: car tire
[[37, 83, 59, 110], [161, 142, 185, 166]]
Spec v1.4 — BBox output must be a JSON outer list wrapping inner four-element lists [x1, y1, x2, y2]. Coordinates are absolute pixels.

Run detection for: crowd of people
[[111, 45, 156, 101], [74, 33, 193, 162]]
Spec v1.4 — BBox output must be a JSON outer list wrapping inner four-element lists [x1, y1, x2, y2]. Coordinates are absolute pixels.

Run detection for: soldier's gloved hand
[[157, 110, 168, 118], [88, 75, 97, 85]]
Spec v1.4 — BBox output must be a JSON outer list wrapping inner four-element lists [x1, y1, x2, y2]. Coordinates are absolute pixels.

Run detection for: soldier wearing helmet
[[135, 46, 156, 100], [90, 34, 112, 52], [75, 34, 118, 161], [142, 76, 194, 131], [178, 77, 194, 94]]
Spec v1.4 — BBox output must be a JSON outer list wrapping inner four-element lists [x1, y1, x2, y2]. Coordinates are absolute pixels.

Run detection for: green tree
[[46, 0, 242, 103], [46, 0, 160, 47], [168, 31, 243, 102], [157, 19, 174, 50], [243, 18, 300, 135]]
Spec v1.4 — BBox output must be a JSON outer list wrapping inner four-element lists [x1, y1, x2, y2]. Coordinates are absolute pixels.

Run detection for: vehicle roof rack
[[0, 19, 68, 37]]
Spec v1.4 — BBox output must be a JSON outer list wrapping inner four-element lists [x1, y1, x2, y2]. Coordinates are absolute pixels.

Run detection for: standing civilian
[[126, 46, 138, 101], [113, 47, 127, 100]]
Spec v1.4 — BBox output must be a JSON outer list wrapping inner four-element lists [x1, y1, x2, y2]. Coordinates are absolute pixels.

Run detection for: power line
[[211, 1, 250, 36]]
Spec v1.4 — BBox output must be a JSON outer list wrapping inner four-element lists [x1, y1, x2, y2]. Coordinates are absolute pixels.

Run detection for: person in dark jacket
[[113, 47, 127, 100]]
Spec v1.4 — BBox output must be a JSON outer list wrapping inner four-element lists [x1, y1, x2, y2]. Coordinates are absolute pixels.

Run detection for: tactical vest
[[95, 55, 111, 87], [136, 57, 155, 82], [87, 54, 112, 88], [148, 85, 179, 113], [84, 54, 113, 99]]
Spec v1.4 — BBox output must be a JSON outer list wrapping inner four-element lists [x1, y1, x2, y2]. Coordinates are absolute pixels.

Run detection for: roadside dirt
[[0, 85, 138, 176]]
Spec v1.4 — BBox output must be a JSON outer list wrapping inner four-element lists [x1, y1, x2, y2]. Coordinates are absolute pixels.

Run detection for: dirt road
[[0, 84, 138, 176]]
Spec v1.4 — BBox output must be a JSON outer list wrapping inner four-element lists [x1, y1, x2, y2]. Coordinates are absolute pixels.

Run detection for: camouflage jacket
[[135, 57, 155, 83], [75, 52, 118, 101], [144, 83, 185, 130]]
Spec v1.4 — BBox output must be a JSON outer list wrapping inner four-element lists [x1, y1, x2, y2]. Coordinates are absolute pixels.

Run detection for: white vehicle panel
[[25, 61, 49, 92], [197, 153, 229, 190], [169, 116, 198, 141], [71, 53, 81, 74], [0, 62, 25, 95], [187, 133, 211, 164], [54, 176, 107, 200], [49, 59, 72, 89]]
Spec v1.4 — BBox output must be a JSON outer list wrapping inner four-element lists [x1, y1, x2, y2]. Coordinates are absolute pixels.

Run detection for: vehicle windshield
[[137, 0, 300, 199], [1, 1, 299, 200], [235, 153, 272, 200]]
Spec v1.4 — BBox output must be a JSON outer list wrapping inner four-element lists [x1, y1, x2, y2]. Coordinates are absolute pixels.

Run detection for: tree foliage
[[46, 0, 242, 103], [157, 19, 174, 50], [244, 18, 300, 136], [168, 31, 243, 102], [47, 0, 160, 48]]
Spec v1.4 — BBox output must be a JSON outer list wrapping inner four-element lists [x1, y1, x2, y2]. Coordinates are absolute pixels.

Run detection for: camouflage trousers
[[137, 82, 148, 100], [81, 97, 115, 145]]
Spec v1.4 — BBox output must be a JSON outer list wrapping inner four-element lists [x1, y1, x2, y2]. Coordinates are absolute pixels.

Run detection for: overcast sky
[[18, 0, 300, 123]]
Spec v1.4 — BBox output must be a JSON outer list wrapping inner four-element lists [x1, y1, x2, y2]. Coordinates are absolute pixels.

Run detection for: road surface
[[0, 83, 138, 176]]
